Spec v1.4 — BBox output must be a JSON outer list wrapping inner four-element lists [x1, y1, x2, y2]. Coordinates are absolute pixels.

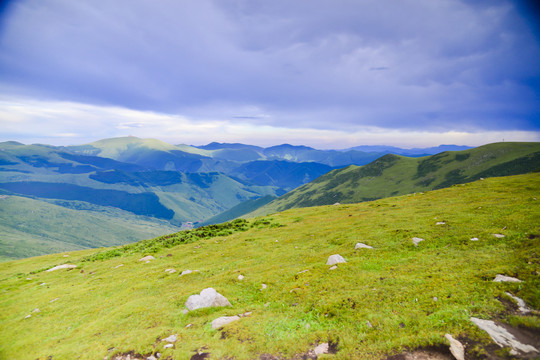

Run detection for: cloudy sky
[[0, 0, 539, 148]]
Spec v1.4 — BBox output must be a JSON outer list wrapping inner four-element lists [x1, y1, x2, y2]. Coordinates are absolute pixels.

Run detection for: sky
[[0, 0, 539, 149]]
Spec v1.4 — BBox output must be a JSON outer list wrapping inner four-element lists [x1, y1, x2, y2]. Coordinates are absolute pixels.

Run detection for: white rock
[[46, 264, 77, 272], [333, 202, 340, 206], [445, 334, 465, 360], [355, 243, 373, 249], [163, 344, 173, 349], [24, 314, 31, 319], [185, 288, 232, 311], [63, 254, 69, 257], [470, 317, 538, 354], [147, 356, 157, 360], [493, 234, 506, 238], [162, 334, 177, 343], [238, 274, 244, 280], [50, 297, 60, 303], [436, 222, 446, 225], [139, 255, 155, 262], [505, 292, 531, 314], [26, 278, 31, 280], [412, 237, 424, 246], [32, 308, 40, 313], [164, 269, 176, 274], [326, 254, 346, 265], [314, 343, 329, 355], [113, 264, 124, 269], [261, 284, 267, 290], [180, 270, 193, 276], [329, 266, 338, 270], [366, 320, 373, 328], [493, 275, 522, 283], [185, 323, 192, 328], [211, 315, 240, 329], [470, 238, 479, 241]]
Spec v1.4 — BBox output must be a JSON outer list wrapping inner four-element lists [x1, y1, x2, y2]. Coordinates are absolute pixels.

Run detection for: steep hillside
[[249, 142, 540, 217], [0, 195, 179, 261], [0, 174, 538, 359]]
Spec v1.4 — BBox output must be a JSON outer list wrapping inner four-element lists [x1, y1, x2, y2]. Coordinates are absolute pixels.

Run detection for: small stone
[[505, 292, 531, 314], [264, 302, 270, 308], [493, 274, 522, 283], [63, 254, 69, 257], [314, 343, 329, 355], [470, 238, 479, 241], [147, 356, 157, 360], [114, 264, 124, 269], [211, 315, 240, 329], [166, 254, 172, 257], [241, 312, 252, 317], [180, 270, 193, 276], [26, 278, 31, 280], [164, 269, 176, 274], [185, 323, 192, 328], [261, 284, 267, 290], [355, 243, 373, 249], [326, 254, 346, 265], [412, 237, 424, 246], [333, 202, 340, 206], [433, 297, 438, 301], [46, 264, 77, 272], [24, 314, 31, 319], [436, 222, 446, 225], [32, 308, 40, 313], [305, 324, 310, 329], [50, 298, 60, 303], [445, 334, 465, 360], [163, 344, 173, 349], [329, 265, 337, 270], [139, 255, 155, 262], [156, 353, 161, 358], [162, 334, 177, 343], [367, 320, 373, 328], [298, 270, 308, 274], [238, 274, 244, 280], [493, 234, 505, 238]]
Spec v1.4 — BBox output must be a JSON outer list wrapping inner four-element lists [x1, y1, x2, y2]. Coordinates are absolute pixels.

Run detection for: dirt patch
[[386, 345, 453, 360], [190, 352, 210, 360]]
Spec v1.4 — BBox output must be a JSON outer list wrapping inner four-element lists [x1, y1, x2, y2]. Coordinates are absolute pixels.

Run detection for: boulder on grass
[[326, 254, 347, 266], [185, 288, 231, 311]]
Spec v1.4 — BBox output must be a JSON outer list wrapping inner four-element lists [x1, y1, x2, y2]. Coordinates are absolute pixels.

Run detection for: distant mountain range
[[2, 136, 535, 260]]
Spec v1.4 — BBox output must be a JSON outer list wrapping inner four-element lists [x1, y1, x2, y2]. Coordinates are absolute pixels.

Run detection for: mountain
[[0, 174, 537, 359], [345, 144, 472, 156], [0, 195, 179, 261], [248, 142, 540, 217]]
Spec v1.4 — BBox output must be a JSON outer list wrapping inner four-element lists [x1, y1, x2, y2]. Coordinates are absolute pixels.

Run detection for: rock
[[261, 284, 267, 290], [32, 308, 40, 313], [180, 270, 193, 276], [355, 243, 373, 249], [314, 343, 329, 355], [470, 237, 479, 241], [185, 288, 231, 311], [505, 292, 531, 314], [50, 297, 60, 303], [433, 297, 438, 301], [156, 353, 161, 358], [445, 334, 465, 360], [113, 264, 124, 269], [238, 274, 244, 280], [436, 222, 446, 225], [412, 237, 424, 246], [329, 266, 337, 270], [24, 314, 31, 319], [366, 320, 373, 328], [139, 255, 155, 262], [492, 234, 505, 238], [162, 334, 177, 343], [46, 264, 77, 272], [493, 274, 522, 283], [164, 269, 176, 274], [298, 270, 309, 274], [470, 317, 538, 354], [164, 344, 173, 349], [326, 254, 346, 265], [240, 311, 252, 317], [147, 356, 157, 360], [333, 202, 340, 206], [182, 309, 189, 315], [211, 315, 240, 329]]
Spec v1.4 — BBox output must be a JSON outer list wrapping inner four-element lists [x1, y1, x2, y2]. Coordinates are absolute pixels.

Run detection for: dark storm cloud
[[0, 0, 538, 134]]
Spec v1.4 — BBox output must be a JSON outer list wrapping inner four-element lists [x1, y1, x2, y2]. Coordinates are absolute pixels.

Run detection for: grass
[[0, 174, 538, 359]]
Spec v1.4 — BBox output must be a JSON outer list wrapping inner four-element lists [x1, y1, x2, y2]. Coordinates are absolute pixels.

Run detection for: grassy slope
[[0, 174, 538, 359], [248, 142, 540, 217], [0, 196, 180, 261]]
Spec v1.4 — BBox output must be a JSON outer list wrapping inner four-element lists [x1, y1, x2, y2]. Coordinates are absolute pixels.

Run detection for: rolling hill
[[0, 174, 538, 359], [248, 142, 540, 217]]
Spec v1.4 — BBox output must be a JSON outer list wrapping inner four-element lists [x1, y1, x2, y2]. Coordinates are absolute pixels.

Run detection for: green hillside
[[0, 174, 538, 359], [248, 142, 540, 217], [0, 196, 179, 261]]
